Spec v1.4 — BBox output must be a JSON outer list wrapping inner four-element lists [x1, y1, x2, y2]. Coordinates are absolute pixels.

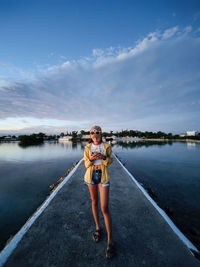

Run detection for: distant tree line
[[77, 129, 200, 140], [1, 129, 200, 144], [18, 133, 45, 146], [115, 130, 174, 138]]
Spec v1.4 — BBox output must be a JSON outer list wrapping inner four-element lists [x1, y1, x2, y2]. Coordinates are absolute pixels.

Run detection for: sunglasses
[[90, 131, 101, 135]]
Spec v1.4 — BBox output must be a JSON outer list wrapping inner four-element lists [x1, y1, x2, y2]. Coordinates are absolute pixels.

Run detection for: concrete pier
[[0, 154, 200, 266]]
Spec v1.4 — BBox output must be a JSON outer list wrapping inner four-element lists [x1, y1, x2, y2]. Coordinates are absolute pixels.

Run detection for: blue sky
[[0, 0, 200, 135]]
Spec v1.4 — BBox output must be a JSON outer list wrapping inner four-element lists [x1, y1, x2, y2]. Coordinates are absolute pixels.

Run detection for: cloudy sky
[[0, 0, 200, 135]]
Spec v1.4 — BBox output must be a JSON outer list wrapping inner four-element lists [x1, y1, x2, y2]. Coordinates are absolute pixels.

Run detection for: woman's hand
[[89, 153, 99, 161], [95, 153, 106, 160], [90, 153, 105, 161]]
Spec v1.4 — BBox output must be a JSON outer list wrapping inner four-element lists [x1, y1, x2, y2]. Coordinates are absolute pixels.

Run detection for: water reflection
[[0, 141, 85, 163], [111, 140, 173, 149], [0, 140, 200, 252], [112, 140, 200, 251], [0, 141, 85, 251], [187, 142, 196, 148]]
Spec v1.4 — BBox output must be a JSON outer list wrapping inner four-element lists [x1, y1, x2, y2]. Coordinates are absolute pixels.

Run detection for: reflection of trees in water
[[19, 142, 45, 148], [112, 140, 173, 149], [72, 140, 78, 149], [18, 140, 44, 148], [70, 140, 174, 151], [80, 142, 87, 150], [79, 140, 174, 150]]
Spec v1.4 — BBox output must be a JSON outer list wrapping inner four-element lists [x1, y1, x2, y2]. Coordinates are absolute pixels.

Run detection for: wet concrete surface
[[2, 156, 200, 266]]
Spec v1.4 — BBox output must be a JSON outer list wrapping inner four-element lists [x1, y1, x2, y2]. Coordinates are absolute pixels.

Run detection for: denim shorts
[[84, 169, 110, 187]]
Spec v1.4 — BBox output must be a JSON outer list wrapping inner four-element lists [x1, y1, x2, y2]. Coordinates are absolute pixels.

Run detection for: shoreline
[[1, 159, 81, 253], [144, 185, 200, 253], [115, 153, 200, 254], [0, 158, 84, 265], [1, 138, 200, 143], [140, 138, 200, 143]]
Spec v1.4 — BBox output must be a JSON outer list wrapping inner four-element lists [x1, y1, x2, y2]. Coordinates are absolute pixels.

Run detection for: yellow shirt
[[84, 142, 114, 184]]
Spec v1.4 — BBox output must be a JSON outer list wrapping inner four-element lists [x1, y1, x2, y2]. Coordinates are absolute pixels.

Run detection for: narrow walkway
[[1, 155, 200, 266]]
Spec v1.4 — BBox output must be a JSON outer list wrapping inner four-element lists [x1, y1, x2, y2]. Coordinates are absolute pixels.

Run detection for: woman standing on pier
[[83, 125, 115, 259]]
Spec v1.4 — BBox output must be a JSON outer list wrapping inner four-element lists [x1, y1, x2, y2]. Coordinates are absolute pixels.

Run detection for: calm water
[[112, 140, 200, 250], [0, 141, 85, 251], [0, 140, 200, 251]]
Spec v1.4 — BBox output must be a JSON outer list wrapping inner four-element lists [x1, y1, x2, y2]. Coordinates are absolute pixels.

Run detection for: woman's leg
[[88, 185, 100, 230], [99, 184, 113, 244]]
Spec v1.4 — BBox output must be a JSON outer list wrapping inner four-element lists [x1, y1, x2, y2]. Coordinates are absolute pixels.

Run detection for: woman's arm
[[101, 145, 114, 167], [84, 147, 93, 168], [84, 147, 99, 168]]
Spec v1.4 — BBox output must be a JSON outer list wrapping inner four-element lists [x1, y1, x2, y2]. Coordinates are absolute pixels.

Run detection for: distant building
[[186, 131, 198, 136], [4, 136, 12, 139], [58, 135, 72, 142], [179, 133, 186, 137], [81, 134, 91, 140]]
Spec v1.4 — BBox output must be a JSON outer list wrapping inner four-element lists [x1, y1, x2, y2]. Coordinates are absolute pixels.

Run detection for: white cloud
[[162, 26, 179, 40], [0, 61, 37, 86], [92, 48, 104, 57], [91, 32, 160, 68], [0, 117, 90, 133], [0, 25, 200, 133], [184, 26, 192, 33]]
